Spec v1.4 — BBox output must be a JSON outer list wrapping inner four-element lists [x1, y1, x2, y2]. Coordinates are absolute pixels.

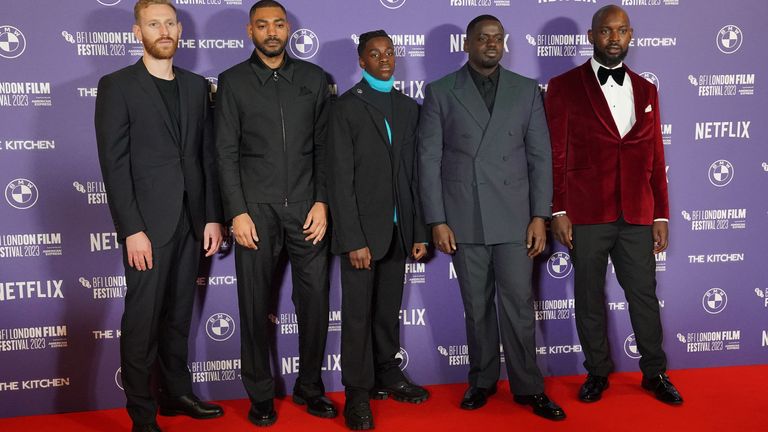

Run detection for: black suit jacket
[[95, 60, 223, 247], [215, 52, 329, 220], [327, 80, 427, 260]]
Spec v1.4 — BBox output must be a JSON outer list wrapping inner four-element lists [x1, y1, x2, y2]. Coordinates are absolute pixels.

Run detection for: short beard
[[593, 45, 628, 68], [253, 37, 286, 58], [144, 37, 177, 60]]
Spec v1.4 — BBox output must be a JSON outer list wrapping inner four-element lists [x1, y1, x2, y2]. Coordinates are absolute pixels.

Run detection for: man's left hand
[[652, 220, 668, 253], [526, 217, 546, 258], [203, 223, 226, 257], [303, 202, 328, 244], [411, 243, 427, 261]]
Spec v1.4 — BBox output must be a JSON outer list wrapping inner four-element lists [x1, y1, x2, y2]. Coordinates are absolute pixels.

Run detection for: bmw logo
[[708, 159, 734, 187], [639, 72, 660, 91], [703, 288, 727, 314], [5, 178, 39, 209], [0, 25, 27, 59], [206, 313, 236, 341], [547, 251, 573, 279], [289, 29, 319, 60], [716, 25, 742, 54], [395, 347, 409, 370], [380, 0, 407, 9], [623, 333, 641, 359]]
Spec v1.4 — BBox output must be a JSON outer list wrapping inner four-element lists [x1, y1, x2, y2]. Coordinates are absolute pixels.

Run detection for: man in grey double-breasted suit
[[418, 15, 565, 420]]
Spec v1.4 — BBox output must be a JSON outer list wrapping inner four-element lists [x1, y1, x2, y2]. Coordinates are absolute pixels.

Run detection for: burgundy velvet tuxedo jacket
[[544, 61, 669, 225]]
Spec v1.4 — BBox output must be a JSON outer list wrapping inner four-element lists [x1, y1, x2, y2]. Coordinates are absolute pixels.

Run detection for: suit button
[[504, 179, 510, 185], [472, 181, 477, 186], [508, 130, 515, 136], [502, 156, 509, 161]]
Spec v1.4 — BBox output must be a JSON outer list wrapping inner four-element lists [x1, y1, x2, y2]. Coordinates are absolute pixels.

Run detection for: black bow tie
[[597, 66, 626, 86]]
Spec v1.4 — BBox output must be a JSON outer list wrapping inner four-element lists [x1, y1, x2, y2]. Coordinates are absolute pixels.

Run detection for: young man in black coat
[[327, 30, 429, 431]]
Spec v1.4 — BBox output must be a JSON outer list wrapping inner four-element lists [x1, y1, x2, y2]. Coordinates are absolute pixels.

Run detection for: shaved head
[[591, 5, 630, 31]]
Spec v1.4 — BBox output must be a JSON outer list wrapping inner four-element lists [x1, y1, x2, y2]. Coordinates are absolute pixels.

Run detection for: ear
[[359, 57, 365, 70], [177, 21, 182, 39], [587, 29, 593, 45], [133, 24, 142, 42]]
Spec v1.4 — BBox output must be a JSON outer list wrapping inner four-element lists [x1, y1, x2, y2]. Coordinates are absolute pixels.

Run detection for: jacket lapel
[[451, 65, 491, 132], [580, 61, 621, 140], [175, 67, 190, 150], [352, 82, 392, 150], [478, 67, 519, 156], [624, 65, 648, 138], [132, 59, 180, 145]]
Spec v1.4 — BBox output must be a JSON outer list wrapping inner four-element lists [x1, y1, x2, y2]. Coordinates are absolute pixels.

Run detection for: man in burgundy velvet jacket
[[544, 5, 683, 406]]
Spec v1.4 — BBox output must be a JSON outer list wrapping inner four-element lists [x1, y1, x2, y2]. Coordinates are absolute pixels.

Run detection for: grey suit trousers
[[452, 242, 544, 395]]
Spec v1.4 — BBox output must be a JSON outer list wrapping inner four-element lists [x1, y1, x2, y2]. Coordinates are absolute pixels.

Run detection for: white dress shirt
[[590, 57, 635, 138]]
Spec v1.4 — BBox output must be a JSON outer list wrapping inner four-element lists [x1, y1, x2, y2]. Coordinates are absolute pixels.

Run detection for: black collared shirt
[[468, 64, 500, 113]]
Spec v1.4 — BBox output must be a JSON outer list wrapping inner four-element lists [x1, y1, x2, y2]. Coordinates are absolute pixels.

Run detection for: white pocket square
[[644, 104, 653, 113]]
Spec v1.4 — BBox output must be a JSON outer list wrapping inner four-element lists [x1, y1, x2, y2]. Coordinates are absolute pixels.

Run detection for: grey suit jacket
[[418, 64, 552, 245]]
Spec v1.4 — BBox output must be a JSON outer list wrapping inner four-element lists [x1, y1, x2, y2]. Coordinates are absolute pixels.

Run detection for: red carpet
[[1, 365, 766, 431]]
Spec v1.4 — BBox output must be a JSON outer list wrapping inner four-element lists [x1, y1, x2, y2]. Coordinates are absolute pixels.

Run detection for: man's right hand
[[349, 246, 372, 270], [232, 212, 259, 249], [126, 231, 153, 271], [551, 215, 573, 249], [432, 223, 457, 254]]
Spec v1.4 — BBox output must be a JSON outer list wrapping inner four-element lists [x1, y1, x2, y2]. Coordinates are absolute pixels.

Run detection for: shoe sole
[[641, 382, 684, 405], [345, 420, 374, 430], [158, 408, 223, 419], [371, 390, 428, 404], [292, 395, 338, 418], [248, 413, 277, 427]]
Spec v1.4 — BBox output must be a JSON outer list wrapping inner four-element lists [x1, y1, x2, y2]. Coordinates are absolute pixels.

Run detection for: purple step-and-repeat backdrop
[[1, 0, 766, 418]]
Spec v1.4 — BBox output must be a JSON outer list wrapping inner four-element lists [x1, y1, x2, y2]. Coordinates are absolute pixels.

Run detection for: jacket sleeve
[[524, 82, 553, 219], [312, 72, 331, 203], [409, 104, 428, 243], [202, 78, 223, 223], [94, 74, 146, 240], [327, 101, 367, 253], [544, 78, 567, 215], [649, 88, 670, 220], [214, 74, 248, 221], [417, 84, 447, 225]]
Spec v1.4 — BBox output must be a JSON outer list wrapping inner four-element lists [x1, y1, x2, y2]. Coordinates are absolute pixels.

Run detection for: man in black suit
[[214, 0, 335, 426], [327, 30, 429, 431], [95, 1, 224, 431]]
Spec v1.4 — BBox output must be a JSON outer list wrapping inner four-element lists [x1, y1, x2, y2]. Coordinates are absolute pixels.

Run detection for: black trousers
[[121, 208, 199, 425], [340, 228, 407, 403], [452, 242, 544, 395], [235, 200, 330, 403], [571, 217, 667, 378]]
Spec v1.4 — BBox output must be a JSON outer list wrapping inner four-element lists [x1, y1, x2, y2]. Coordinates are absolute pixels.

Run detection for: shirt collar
[[249, 49, 294, 85], [467, 63, 500, 87]]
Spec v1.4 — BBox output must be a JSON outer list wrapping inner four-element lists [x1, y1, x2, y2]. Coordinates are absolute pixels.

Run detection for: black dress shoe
[[248, 399, 277, 427], [460, 385, 497, 410], [579, 374, 609, 402], [131, 423, 161, 432], [158, 393, 223, 419], [372, 380, 429, 404], [513, 393, 566, 421], [344, 401, 374, 430], [292, 391, 338, 418], [641, 373, 684, 405]]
